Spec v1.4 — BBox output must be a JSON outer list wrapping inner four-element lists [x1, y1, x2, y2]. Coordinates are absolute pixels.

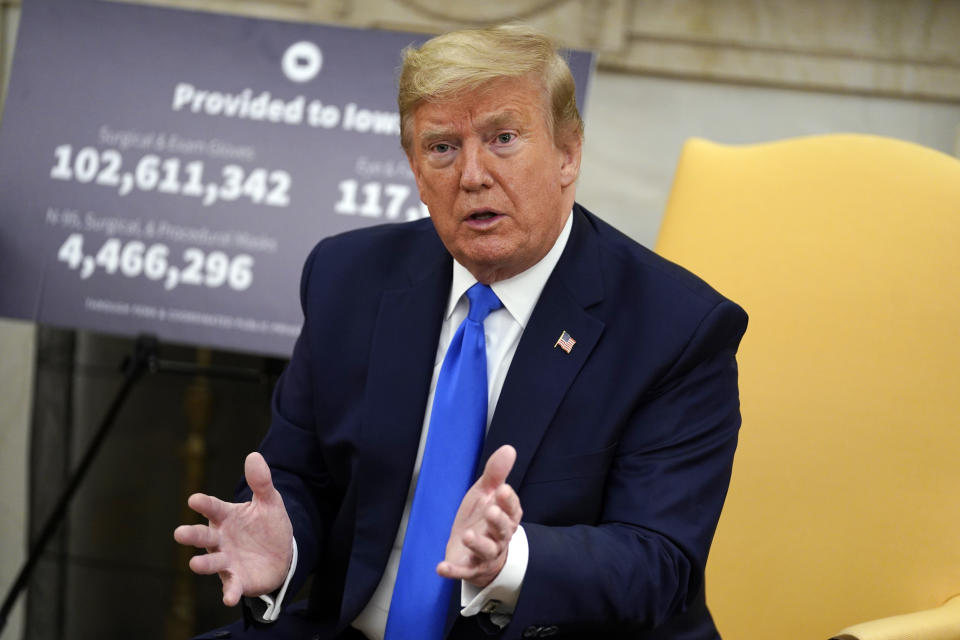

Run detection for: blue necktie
[[385, 282, 502, 640]]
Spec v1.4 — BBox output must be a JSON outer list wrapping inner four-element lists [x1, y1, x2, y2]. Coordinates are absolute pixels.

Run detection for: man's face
[[407, 75, 582, 283]]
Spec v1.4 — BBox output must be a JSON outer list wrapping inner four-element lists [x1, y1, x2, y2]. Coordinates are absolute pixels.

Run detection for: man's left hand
[[437, 444, 523, 588]]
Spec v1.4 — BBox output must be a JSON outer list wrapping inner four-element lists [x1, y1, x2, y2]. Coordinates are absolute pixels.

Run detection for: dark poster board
[[0, 0, 595, 356]]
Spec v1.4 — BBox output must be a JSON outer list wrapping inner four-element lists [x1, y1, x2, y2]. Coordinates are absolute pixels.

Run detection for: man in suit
[[175, 24, 747, 639]]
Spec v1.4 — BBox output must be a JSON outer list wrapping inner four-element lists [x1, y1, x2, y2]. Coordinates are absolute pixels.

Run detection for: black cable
[[0, 334, 157, 632], [0, 335, 284, 633]]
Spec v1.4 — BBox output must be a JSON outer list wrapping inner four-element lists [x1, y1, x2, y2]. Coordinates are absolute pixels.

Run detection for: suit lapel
[[341, 228, 452, 619], [482, 207, 606, 487], [340, 208, 606, 618]]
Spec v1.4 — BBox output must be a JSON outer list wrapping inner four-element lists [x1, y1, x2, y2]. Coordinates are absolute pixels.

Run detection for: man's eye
[[495, 133, 515, 144], [432, 143, 451, 153]]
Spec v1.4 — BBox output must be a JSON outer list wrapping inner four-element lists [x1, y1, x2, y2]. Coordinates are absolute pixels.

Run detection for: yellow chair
[[655, 134, 960, 639]]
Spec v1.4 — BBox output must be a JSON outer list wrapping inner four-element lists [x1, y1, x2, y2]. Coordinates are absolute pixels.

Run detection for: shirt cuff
[[256, 537, 298, 622], [459, 524, 528, 624]]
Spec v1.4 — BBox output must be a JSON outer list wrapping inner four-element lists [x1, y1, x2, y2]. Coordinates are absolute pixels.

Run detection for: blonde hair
[[398, 24, 584, 150]]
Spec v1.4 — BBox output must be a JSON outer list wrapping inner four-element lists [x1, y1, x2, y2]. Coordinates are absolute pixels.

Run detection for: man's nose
[[459, 142, 493, 191]]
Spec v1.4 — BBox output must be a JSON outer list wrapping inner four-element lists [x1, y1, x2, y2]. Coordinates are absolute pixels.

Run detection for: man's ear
[[557, 132, 583, 188]]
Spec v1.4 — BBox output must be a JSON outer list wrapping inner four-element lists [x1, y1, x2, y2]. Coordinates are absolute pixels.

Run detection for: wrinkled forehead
[[401, 73, 555, 152], [410, 75, 551, 130]]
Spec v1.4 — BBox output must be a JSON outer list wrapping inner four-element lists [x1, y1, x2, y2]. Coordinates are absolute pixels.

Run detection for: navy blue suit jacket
[[213, 204, 747, 640]]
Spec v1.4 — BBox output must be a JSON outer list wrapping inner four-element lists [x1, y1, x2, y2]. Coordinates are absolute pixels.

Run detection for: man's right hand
[[174, 451, 294, 606]]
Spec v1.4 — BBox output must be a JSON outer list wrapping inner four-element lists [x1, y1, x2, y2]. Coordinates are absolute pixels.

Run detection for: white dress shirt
[[265, 212, 573, 639]]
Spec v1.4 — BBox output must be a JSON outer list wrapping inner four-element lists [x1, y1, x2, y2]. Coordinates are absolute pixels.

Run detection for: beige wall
[[578, 72, 960, 246], [0, 0, 20, 108], [1, 2, 27, 638], [0, 320, 32, 640], [113, 0, 960, 102]]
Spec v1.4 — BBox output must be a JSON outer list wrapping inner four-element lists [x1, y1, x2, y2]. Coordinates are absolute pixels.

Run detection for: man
[[175, 24, 747, 639]]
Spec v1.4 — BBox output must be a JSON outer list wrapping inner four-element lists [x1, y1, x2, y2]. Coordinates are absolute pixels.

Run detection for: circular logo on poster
[[282, 41, 323, 83]]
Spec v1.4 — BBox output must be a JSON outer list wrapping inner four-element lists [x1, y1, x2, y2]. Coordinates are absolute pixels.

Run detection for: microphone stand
[[0, 334, 274, 633]]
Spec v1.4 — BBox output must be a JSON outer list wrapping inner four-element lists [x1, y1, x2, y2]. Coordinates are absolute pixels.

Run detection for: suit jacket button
[[541, 625, 559, 637], [522, 626, 542, 638]]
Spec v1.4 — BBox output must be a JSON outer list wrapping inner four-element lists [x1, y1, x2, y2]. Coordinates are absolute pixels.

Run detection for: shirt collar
[[446, 210, 573, 328]]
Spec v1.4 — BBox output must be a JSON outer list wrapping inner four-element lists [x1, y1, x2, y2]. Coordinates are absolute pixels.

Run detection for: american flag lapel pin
[[554, 330, 576, 354]]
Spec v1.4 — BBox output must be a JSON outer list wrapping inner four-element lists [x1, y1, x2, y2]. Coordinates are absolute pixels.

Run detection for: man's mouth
[[463, 209, 505, 229]]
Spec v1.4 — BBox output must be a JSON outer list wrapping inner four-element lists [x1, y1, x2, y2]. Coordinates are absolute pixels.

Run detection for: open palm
[[174, 452, 293, 605]]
